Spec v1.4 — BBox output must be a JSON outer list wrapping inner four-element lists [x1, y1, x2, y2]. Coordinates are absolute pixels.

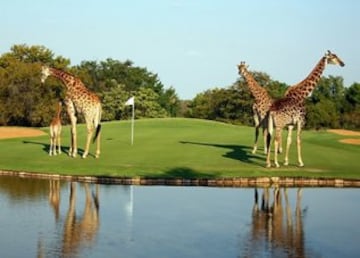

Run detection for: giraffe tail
[[268, 112, 274, 136], [93, 124, 101, 143], [93, 104, 102, 143], [266, 112, 274, 151]]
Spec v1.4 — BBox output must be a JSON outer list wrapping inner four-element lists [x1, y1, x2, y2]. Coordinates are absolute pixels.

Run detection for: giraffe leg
[[57, 133, 62, 155], [58, 125, 62, 154], [263, 126, 268, 154], [53, 136, 57, 156], [95, 128, 101, 158], [82, 122, 93, 158], [296, 124, 304, 167], [252, 126, 259, 154], [284, 125, 294, 166], [94, 105, 102, 158], [252, 114, 260, 154], [265, 114, 273, 168], [274, 128, 281, 168], [49, 135, 54, 156], [69, 118, 77, 158], [265, 133, 272, 168], [65, 100, 77, 158], [278, 131, 283, 154]]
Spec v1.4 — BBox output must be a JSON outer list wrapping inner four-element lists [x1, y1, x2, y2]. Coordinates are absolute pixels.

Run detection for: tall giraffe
[[238, 62, 274, 154], [49, 101, 62, 156], [266, 50, 344, 168], [41, 66, 102, 158]]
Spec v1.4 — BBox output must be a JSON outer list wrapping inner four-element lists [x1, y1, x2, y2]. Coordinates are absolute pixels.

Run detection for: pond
[[0, 175, 359, 258]]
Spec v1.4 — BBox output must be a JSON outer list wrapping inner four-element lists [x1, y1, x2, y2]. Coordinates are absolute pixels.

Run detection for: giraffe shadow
[[179, 141, 262, 165], [22, 140, 88, 157]]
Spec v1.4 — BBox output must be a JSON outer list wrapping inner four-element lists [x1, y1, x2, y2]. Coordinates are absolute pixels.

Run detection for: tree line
[[188, 72, 360, 130], [0, 44, 180, 126], [0, 44, 359, 130]]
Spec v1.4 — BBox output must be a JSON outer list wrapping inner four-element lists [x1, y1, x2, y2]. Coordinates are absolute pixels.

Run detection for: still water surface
[[0, 175, 359, 258]]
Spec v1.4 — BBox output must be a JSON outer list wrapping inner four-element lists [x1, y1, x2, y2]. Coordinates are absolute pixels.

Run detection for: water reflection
[[243, 187, 306, 257], [62, 182, 99, 257], [0, 176, 359, 258], [38, 181, 100, 258], [49, 180, 61, 221]]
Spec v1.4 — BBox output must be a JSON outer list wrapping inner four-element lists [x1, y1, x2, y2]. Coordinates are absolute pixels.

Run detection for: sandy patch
[[0, 127, 46, 139], [328, 129, 360, 145], [339, 139, 360, 145], [328, 129, 360, 136]]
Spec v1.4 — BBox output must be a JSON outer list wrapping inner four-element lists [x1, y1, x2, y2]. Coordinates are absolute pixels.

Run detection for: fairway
[[0, 118, 359, 179]]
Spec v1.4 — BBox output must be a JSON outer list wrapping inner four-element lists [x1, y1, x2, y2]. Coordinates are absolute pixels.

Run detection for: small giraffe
[[41, 66, 102, 158], [266, 50, 344, 168], [238, 62, 274, 154], [49, 101, 62, 156]]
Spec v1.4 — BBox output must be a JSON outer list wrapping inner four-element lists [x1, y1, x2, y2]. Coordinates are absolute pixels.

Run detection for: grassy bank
[[0, 118, 359, 179]]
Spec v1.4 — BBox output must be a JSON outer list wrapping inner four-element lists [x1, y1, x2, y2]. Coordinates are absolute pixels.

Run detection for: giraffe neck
[[241, 69, 271, 104], [290, 56, 327, 100], [49, 67, 81, 91]]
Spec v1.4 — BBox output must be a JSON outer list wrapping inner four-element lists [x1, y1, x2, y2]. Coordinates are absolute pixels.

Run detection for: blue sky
[[1, 0, 359, 99]]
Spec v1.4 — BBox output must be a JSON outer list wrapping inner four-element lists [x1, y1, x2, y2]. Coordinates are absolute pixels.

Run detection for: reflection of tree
[[0, 175, 48, 200], [62, 182, 100, 257], [242, 187, 306, 258]]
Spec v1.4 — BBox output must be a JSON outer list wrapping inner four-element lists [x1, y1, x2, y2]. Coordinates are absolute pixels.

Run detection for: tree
[[134, 87, 167, 118], [100, 83, 127, 121], [188, 85, 253, 125], [343, 83, 360, 129], [0, 45, 69, 126], [305, 97, 339, 129], [75, 58, 180, 118], [305, 76, 345, 129]]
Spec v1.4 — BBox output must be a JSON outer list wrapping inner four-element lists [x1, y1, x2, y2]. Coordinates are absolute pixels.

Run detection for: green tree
[[343, 83, 360, 129], [0, 45, 69, 126], [100, 83, 128, 121], [188, 85, 253, 125], [305, 76, 345, 129], [134, 87, 167, 118], [305, 97, 339, 129], [75, 58, 180, 118]]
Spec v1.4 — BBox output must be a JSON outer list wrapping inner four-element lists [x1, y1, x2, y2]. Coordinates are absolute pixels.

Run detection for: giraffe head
[[325, 50, 345, 67], [237, 61, 249, 75], [41, 65, 51, 84]]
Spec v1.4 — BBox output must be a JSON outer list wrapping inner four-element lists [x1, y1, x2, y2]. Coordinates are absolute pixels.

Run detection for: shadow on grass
[[165, 167, 218, 179], [23, 140, 89, 157], [180, 141, 263, 165], [146, 167, 219, 179]]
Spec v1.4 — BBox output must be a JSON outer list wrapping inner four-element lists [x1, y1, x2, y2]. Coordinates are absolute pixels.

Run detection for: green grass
[[0, 118, 359, 179]]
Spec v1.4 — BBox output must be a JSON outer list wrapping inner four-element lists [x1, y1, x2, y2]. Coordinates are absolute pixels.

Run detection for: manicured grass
[[0, 118, 359, 179]]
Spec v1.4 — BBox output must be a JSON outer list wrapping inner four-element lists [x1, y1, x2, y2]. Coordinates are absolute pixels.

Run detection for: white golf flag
[[125, 96, 135, 145], [125, 96, 134, 106]]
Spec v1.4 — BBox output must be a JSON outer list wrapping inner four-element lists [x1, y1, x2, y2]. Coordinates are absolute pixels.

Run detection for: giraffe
[[266, 50, 345, 168], [237, 62, 274, 154], [41, 66, 102, 158], [49, 101, 62, 156]]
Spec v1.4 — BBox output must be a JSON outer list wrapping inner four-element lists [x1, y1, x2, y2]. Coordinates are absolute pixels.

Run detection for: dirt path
[[328, 129, 360, 136], [327, 129, 360, 146], [0, 127, 46, 139]]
